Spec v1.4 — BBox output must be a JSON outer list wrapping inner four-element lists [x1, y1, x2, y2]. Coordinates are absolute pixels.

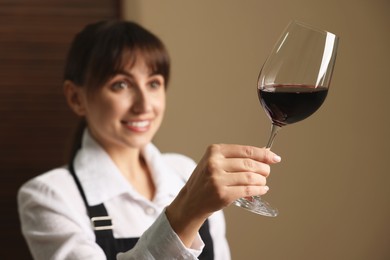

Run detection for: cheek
[[155, 95, 166, 115], [88, 96, 126, 120]]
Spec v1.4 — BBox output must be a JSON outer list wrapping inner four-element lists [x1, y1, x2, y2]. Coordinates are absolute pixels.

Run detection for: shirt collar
[[142, 144, 185, 204], [73, 129, 184, 206]]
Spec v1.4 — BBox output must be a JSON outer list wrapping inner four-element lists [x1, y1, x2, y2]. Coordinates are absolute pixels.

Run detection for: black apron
[[69, 161, 214, 260]]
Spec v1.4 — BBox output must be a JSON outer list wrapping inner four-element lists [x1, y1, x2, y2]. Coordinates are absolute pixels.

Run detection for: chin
[[121, 128, 158, 149], [126, 137, 153, 149]]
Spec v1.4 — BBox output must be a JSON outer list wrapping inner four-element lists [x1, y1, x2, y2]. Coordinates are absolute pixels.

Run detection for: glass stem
[[266, 124, 281, 148]]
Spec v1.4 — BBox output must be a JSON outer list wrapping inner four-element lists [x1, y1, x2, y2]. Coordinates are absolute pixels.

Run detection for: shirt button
[[145, 207, 156, 215]]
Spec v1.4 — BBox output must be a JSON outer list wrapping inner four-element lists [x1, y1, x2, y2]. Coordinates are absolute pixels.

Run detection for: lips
[[122, 120, 151, 132]]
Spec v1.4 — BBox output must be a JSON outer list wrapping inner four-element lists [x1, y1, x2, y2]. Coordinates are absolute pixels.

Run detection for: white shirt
[[18, 130, 230, 260]]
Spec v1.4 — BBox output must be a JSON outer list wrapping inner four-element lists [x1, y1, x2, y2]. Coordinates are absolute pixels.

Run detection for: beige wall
[[123, 0, 390, 259]]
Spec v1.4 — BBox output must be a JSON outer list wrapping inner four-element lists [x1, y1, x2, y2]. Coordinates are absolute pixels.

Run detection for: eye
[[150, 81, 160, 89], [149, 78, 164, 90], [111, 81, 129, 91]]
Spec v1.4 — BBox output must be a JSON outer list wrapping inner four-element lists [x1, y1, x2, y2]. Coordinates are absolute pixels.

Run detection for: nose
[[131, 88, 151, 114]]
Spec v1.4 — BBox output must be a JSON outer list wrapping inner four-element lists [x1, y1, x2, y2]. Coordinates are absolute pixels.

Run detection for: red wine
[[258, 84, 328, 127]]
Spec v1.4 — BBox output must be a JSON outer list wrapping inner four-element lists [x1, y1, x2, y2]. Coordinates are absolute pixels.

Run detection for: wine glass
[[234, 20, 339, 217]]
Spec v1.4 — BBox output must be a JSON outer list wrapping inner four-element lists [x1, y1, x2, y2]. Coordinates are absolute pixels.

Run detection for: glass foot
[[234, 196, 278, 217]]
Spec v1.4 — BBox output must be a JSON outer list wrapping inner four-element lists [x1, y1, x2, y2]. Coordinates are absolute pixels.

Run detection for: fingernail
[[264, 186, 270, 192], [273, 154, 281, 162]]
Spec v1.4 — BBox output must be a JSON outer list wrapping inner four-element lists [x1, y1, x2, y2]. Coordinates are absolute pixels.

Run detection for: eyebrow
[[114, 69, 163, 78], [113, 69, 133, 78]]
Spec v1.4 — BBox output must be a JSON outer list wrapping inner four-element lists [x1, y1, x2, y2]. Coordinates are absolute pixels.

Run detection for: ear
[[63, 80, 87, 116]]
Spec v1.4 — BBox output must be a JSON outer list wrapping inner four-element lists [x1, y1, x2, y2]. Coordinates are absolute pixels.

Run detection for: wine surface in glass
[[258, 84, 328, 127]]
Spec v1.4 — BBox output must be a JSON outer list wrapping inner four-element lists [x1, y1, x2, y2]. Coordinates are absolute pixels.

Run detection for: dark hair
[[65, 20, 170, 161], [64, 20, 170, 90]]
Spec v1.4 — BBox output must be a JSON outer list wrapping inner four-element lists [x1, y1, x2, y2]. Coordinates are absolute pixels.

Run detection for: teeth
[[128, 121, 150, 127]]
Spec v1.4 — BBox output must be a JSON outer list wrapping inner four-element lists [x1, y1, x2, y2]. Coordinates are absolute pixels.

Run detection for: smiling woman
[[17, 20, 281, 260], [62, 21, 170, 164]]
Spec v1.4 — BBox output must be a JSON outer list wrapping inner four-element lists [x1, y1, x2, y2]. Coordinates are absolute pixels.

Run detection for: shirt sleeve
[[117, 209, 203, 260]]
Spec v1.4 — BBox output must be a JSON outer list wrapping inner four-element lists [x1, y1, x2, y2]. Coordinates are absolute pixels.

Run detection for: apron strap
[[68, 162, 117, 250]]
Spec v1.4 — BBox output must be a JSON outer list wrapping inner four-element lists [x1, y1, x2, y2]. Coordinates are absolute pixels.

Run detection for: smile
[[123, 120, 151, 132], [127, 121, 150, 127]]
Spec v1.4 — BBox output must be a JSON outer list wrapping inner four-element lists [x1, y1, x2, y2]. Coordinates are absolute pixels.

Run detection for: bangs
[[82, 21, 170, 90], [114, 44, 170, 84]]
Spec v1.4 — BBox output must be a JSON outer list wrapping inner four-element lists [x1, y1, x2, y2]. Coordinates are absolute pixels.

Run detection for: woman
[[17, 20, 281, 259]]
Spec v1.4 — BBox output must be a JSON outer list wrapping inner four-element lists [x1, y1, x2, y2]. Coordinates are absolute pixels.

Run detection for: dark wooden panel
[[0, 0, 120, 258]]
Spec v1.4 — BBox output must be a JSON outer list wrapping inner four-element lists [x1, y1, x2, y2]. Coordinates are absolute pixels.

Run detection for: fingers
[[222, 158, 271, 177], [212, 185, 270, 206], [188, 143, 281, 210], [205, 144, 280, 179], [221, 171, 267, 187], [228, 185, 270, 198], [209, 144, 281, 164]]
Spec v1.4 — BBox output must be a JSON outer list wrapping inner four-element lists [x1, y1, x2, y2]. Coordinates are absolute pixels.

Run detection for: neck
[[106, 145, 156, 201]]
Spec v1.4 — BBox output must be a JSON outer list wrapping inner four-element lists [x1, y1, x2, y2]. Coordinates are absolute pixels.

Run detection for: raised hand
[[166, 144, 281, 246]]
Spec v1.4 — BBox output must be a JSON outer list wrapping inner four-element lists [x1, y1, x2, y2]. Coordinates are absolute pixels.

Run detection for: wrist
[[166, 187, 209, 247]]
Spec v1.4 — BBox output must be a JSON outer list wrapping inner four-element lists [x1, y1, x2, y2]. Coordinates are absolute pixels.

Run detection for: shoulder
[[18, 166, 82, 209], [162, 153, 196, 167], [19, 166, 73, 193], [162, 153, 197, 181]]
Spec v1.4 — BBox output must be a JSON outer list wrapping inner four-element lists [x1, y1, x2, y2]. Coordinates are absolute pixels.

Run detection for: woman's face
[[81, 57, 166, 153]]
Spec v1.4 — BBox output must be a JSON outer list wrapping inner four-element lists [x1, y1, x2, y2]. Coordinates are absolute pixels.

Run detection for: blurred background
[[1, 0, 389, 259]]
